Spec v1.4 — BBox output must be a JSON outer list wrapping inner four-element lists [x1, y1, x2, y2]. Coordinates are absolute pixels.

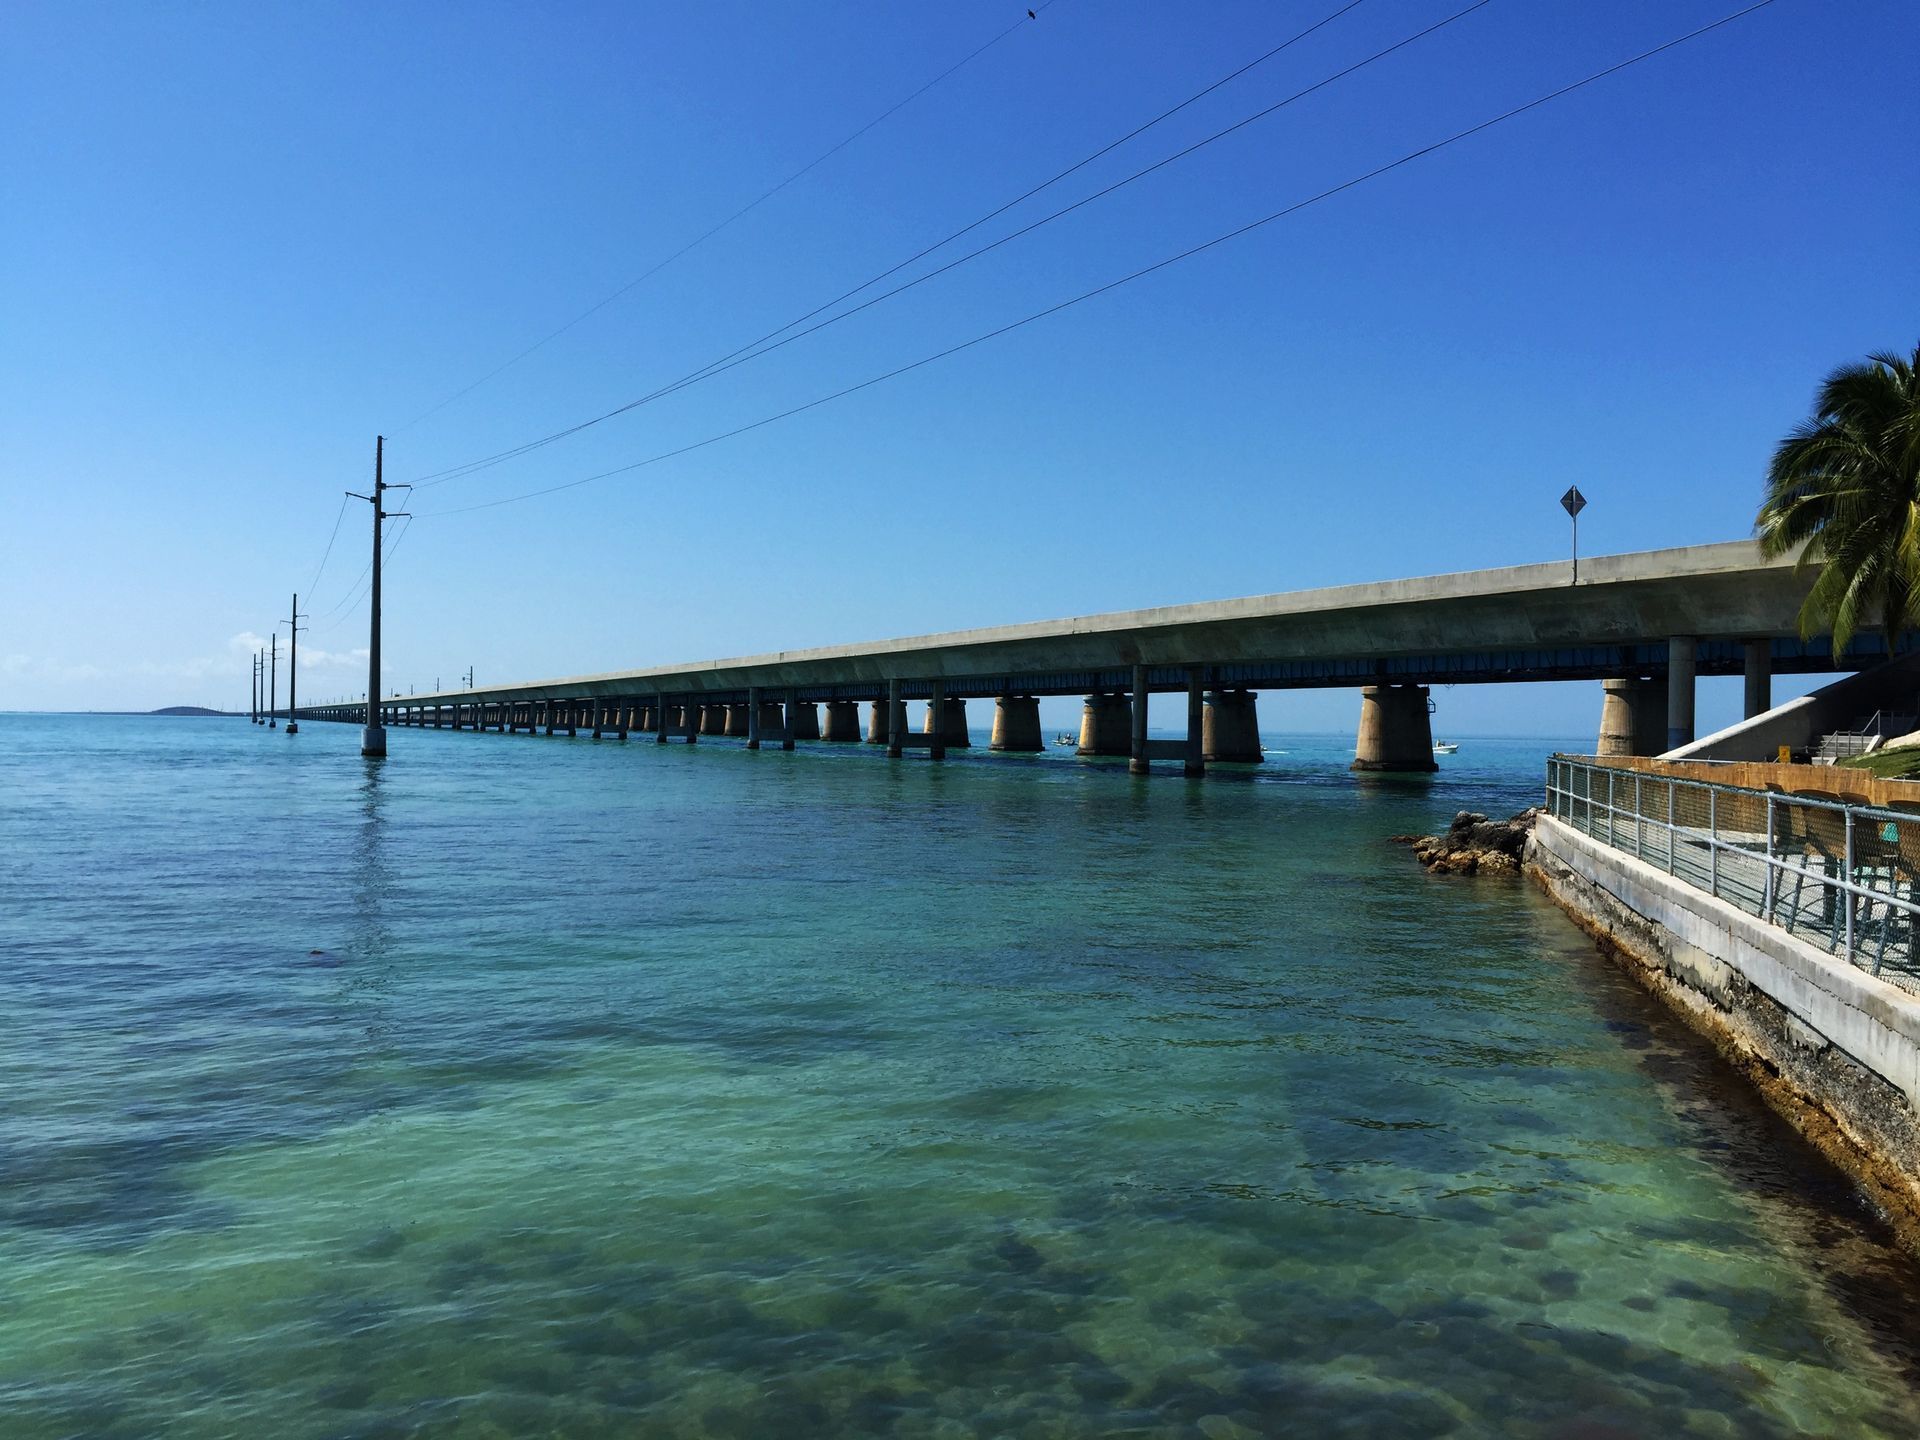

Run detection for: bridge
[[295, 539, 1868, 774]]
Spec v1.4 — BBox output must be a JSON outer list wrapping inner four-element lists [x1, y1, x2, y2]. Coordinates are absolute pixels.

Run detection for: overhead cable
[[411, 0, 1387, 487], [390, 2, 1062, 436], [415, 0, 1780, 519]]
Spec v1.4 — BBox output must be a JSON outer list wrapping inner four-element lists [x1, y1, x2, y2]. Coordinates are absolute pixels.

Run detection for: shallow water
[[3, 713, 1918, 1438]]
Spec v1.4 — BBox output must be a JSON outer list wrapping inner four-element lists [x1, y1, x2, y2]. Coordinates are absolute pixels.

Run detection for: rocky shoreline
[[1393, 809, 1538, 875]]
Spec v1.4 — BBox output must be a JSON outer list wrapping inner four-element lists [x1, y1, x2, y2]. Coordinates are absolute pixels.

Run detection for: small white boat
[[1433, 740, 1459, 755], [1053, 733, 1077, 747]]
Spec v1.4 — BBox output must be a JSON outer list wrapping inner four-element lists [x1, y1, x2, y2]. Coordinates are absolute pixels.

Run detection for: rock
[[1394, 808, 1537, 876]]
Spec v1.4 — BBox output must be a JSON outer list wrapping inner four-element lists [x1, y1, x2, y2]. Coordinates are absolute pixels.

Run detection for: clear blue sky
[[3, 0, 1915, 735]]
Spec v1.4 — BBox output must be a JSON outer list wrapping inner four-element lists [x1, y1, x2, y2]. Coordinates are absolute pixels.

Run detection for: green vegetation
[[1837, 745, 1920, 779], [1756, 342, 1920, 653]]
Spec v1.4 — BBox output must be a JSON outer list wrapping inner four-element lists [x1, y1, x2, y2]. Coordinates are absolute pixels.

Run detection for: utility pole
[[250, 651, 259, 724], [349, 435, 410, 758], [463, 666, 473, 689], [268, 633, 279, 729], [284, 593, 307, 735]]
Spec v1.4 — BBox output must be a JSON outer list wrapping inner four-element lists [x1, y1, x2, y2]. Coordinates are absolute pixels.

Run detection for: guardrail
[[1546, 756, 1920, 991]]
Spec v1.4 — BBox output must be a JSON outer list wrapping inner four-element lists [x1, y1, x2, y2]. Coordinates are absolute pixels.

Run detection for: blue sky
[[3, 0, 1915, 735]]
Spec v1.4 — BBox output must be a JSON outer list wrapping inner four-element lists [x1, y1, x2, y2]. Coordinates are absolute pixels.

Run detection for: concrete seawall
[[1526, 815, 1920, 1250]]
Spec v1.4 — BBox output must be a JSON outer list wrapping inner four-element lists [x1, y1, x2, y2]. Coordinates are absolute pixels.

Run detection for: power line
[[389, 2, 1062, 437], [415, 0, 1780, 520], [311, 514, 412, 634], [411, 0, 1386, 488], [301, 492, 351, 608]]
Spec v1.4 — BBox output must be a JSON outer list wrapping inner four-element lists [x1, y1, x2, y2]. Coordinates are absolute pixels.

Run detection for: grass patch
[[1837, 747, 1920, 779]]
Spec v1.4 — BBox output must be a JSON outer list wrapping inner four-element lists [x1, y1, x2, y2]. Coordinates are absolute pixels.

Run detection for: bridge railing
[[1545, 756, 1920, 992]]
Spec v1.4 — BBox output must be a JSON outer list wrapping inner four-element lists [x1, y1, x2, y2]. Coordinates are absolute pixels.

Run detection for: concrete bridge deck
[[296, 540, 1871, 772]]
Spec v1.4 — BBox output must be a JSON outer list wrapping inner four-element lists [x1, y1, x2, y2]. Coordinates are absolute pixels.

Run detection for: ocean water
[[2, 713, 1918, 1439]]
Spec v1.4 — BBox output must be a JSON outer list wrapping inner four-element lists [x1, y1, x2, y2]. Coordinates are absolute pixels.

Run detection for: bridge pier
[[990, 695, 1042, 752], [1744, 639, 1772, 719], [789, 700, 820, 741], [1597, 677, 1666, 756], [887, 680, 905, 758], [1077, 692, 1131, 756], [1668, 635, 1697, 751], [1129, 665, 1150, 775], [823, 700, 861, 741], [722, 703, 749, 738], [1352, 684, 1436, 772], [699, 704, 726, 737], [926, 681, 948, 761], [1204, 689, 1262, 763], [924, 694, 968, 750]]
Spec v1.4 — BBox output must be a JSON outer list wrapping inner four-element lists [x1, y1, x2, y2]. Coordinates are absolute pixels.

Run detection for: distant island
[[149, 707, 235, 717]]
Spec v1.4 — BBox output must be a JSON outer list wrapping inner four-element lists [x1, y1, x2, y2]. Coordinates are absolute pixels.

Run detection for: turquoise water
[[3, 714, 1918, 1438]]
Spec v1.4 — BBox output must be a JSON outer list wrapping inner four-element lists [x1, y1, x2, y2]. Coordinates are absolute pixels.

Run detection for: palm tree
[[1756, 343, 1920, 655]]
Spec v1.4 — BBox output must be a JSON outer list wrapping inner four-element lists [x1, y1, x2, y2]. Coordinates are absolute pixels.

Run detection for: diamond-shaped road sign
[[1561, 485, 1587, 519]]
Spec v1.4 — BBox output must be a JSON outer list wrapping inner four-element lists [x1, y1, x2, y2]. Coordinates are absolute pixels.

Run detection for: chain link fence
[[1546, 757, 1920, 993]]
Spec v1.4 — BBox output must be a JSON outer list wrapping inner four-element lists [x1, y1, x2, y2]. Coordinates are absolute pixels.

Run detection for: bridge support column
[[1129, 665, 1151, 775], [1597, 677, 1666, 757], [1186, 669, 1205, 777], [1744, 640, 1772, 719], [824, 700, 861, 741], [615, 702, 629, 740], [1668, 635, 1697, 751], [1204, 690, 1262, 763], [591, 703, 604, 739], [887, 680, 905, 758], [1077, 693, 1131, 756], [867, 699, 889, 744], [990, 695, 1042, 752], [788, 700, 820, 741], [639, 703, 657, 733], [923, 694, 968, 749], [1352, 684, 1436, 772], [747, 687, 763, 750], [699, 704, 725, 737], [722, 703, 750, 738], [927, 681, 947, 761]]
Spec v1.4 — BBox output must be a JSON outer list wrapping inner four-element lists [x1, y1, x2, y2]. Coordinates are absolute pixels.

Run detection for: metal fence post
[[1708, 788, 1719, 898], [1762, 795, 1777, 921], [1634, 773, 1644, 861], [1606, 768, 1615, 849], [1845, 809, 1856, 965], [1666, 780, 1675, 874]]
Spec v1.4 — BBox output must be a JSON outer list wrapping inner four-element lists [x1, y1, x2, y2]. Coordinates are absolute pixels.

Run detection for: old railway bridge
[[295, 541, 1868, 775]]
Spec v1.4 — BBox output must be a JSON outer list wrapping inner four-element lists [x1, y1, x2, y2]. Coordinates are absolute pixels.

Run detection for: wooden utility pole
[[268, 633, 279, 729], [251, 651, 259, 724], [349, 436, 408, 757], [285, 593, 307, 735]]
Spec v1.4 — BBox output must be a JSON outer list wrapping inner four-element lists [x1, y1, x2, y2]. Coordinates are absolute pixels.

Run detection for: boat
[[1433, 740, 1459, 755], [1053, 733, 1077, 747]]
